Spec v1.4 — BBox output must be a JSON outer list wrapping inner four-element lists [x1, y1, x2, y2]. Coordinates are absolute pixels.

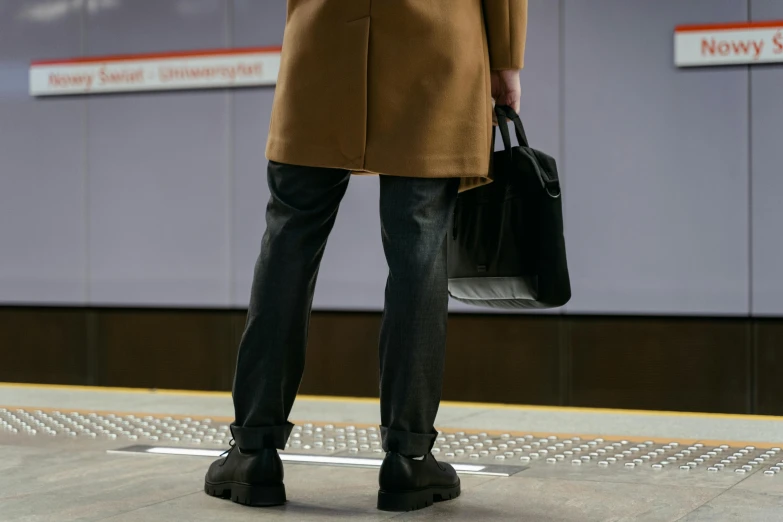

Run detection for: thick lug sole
[[377, 483, 461, 512], [204, 480, 286, 507]]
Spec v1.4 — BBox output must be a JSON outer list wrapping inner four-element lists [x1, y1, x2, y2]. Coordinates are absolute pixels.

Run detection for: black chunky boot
[[377, 452, 461, 512], [204, 442, 286, 507]]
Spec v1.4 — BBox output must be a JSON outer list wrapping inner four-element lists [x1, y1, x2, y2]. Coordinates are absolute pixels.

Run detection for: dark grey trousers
[[231, 161, 459, 457]]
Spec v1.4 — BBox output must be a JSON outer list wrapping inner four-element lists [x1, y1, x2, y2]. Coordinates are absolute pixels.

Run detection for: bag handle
[[494, 105, 530, 149], [496, 108, 513, 157], [495, 105, 562, 199]]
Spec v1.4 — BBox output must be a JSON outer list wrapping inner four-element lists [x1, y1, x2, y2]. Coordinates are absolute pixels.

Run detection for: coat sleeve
[[482, 0, 528, 70]]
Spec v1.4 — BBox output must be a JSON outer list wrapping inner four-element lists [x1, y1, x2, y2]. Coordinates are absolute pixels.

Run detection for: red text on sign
[[158, 62, 263, 82], [99, 67, 144, 85], [774, 31, 783, 53], [48, 72, 93, 90], [701, 38, 764, 59]]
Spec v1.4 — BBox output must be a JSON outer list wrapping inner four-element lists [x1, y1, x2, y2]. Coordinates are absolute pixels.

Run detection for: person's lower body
[[205, 160, 460, 511]]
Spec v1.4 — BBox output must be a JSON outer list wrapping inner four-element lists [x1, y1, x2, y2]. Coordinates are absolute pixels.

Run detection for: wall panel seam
[[81, 0, 90, 305], [227, 0, 235, 308], [558, 0, 567, 317], [748, 0, 756, 414], [558, 0, 568, 405]]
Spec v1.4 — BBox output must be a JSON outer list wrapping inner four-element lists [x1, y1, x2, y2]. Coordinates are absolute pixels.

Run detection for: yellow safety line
[[2, 382, 782, 422], [438, 401, 783, 422], [0, 382, 232, 398], [2, 405, 780, 450]]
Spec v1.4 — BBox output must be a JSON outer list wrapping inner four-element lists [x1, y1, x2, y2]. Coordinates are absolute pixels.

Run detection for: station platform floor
[[1, 383, 782, 521]]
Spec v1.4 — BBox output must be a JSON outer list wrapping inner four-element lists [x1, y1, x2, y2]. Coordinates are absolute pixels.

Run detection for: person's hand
[[491, 69, 521, 113]]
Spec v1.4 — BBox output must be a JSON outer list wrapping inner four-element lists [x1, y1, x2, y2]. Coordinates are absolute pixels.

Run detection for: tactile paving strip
[[2, 408, 781, 477]]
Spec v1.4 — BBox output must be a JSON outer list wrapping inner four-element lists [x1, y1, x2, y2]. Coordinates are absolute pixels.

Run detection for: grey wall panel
[[310, 176, 387, 310], [232, 0, 287, 48], [85, 0, 232, 306], [0, 1, 87, 304], [0, 0, 82, 61], [85, 0, 227, 55], [2, 0, 774, 315], [563, 0, 750, 315], [230, 0, 285, 307], [750, 0, 783, 315], [230, 88, 275, 308], [515, 0, 561, 164]]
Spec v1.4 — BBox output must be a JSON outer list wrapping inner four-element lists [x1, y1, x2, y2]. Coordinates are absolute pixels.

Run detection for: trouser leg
[[378, 176, 460, 456], [231, 161, 351, 450]]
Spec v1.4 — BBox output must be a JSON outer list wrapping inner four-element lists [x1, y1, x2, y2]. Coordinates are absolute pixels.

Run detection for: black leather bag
[[447, 105, 571, 309]]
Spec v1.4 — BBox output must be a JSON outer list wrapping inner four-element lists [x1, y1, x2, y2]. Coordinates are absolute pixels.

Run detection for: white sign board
[[30, 47, 281, 96], [675, 21, 783, 67]]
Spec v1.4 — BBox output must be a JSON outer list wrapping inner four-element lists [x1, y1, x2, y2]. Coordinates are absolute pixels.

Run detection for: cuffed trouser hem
[[380, 426, 438, 456], [230, 422, 294, 451]]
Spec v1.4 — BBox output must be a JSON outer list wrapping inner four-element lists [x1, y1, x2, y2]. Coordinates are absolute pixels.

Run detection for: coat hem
[[268, 142, 488, 178], [266, 136, 365, 171], [266, 147, 493, 194]]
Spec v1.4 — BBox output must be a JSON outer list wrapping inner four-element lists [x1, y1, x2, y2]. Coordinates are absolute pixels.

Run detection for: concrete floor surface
[[1, 384, 782, 521]]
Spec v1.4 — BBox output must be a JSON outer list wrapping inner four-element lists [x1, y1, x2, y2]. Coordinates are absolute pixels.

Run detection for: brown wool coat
[[266, 0, 528, 192]]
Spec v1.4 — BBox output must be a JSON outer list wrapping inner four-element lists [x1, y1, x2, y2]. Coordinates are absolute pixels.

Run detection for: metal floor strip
[[107, 445, 524, 476]]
